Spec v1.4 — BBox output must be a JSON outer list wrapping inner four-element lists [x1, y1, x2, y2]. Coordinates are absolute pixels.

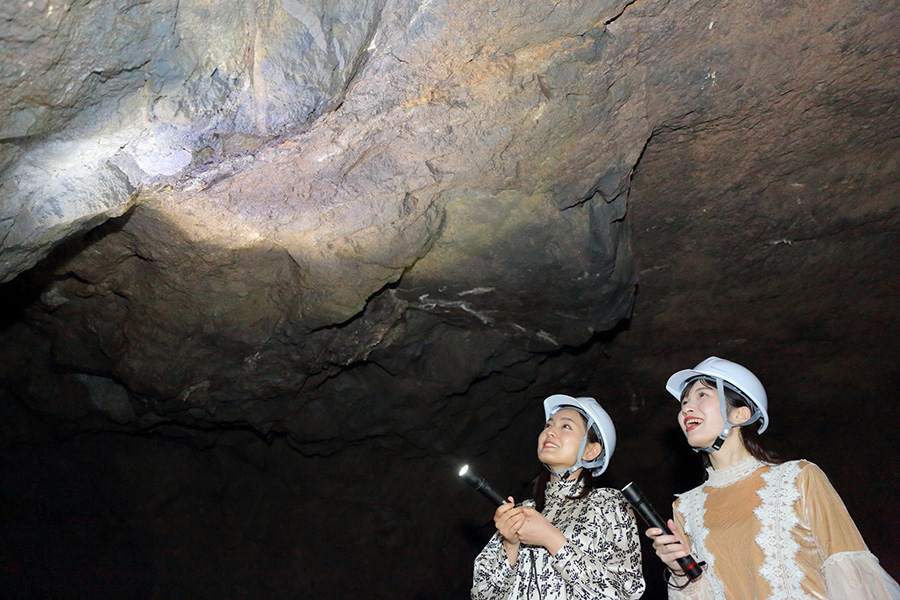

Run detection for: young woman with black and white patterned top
[[471, 394, 645, 600]]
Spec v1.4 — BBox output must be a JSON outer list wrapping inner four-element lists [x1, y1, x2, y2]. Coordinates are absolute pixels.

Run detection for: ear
[[582, 441, 603, 462], [728, 405, 753, 426]]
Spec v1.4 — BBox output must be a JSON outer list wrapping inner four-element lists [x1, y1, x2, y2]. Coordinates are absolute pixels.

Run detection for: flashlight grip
[[460, 469, 508, 507], [476, 482, 507, 507], [621, 482, 703, 581]]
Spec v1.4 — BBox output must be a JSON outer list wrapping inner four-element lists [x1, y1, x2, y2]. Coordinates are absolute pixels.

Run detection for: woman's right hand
[[493, 497, 524, 545], [646, 518, 691, 572]]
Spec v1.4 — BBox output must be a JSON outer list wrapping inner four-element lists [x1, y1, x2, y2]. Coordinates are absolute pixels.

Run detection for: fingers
[[644, 519, 692, 571], [498, 520, 522, 543], [496, 498, 515, 513], [494, 499, 525, 543], [515, 509, 565, 552], [494, 500, 522, 522], [668, 519, 687, 545], [496, 509, 525, 528], [651, 533, 685, 552], [651, 538, 689, 571]]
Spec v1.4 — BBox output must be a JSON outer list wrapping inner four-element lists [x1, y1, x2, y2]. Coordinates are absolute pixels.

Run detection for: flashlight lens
[[459, 465, 469, 476]]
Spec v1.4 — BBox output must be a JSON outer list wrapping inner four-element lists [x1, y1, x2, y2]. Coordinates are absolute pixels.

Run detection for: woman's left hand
[[515, 507, 567, 555]]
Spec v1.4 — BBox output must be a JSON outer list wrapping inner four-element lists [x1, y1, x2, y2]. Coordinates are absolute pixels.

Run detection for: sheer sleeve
[[798, 462, 900, 600], [471, 532, 517, 600], [549, 491, 644, 600], [823, 551, 900, 600]]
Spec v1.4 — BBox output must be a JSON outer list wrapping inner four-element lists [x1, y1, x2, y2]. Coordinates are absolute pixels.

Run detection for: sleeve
[[798, 462, 900, 600], [665, 502, 716, 600], [823, 551, 900, 600], [471, 531, 518, 600], [549, 490, 645, 600]]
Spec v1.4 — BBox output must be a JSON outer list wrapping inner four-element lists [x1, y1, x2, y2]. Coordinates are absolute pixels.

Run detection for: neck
[[550, 467, 583, 482], [708, 429, 753, 470]]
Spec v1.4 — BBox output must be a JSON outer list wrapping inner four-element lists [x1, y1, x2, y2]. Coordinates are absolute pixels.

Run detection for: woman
[[647, 356, 900, 599], [472, 394, 645, 600]]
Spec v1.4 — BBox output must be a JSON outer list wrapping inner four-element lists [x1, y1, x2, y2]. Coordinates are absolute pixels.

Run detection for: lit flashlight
[[459, 464, 508, 507]]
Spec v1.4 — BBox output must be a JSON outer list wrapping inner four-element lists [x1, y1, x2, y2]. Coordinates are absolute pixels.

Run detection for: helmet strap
[[546, 417, 594, 479], [693, 432, 729, 453], [692, 378, 731, 454]]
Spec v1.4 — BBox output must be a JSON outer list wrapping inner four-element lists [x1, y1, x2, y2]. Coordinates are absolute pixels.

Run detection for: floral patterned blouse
[[669, 457, 900, 600], [471, 479, 645, 599]]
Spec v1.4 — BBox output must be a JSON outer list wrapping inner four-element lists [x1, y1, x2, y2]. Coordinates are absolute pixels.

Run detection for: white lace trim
[[754, 461, 814, 600], [677, 487, 726, 600], [822, 549, 877, 568], [705, 455, 766, 488]]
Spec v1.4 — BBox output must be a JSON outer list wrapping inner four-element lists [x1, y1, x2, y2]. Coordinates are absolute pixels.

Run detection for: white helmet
[[666, 356, 768, 452], [543, 394, 617, 477]]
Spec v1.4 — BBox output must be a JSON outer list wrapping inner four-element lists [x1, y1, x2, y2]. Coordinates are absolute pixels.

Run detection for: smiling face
[[678, 379, 753, 449], [537, 408, 601, 476], [678, 379, 728, 448]]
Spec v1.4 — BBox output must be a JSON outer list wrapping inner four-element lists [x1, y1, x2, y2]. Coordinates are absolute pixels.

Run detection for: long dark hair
[[684, 377, 782, 469], [532, 413, 603, 512]]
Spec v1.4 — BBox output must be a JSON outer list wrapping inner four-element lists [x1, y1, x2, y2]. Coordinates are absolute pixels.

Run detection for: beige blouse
[[668, 457, 900, 600]]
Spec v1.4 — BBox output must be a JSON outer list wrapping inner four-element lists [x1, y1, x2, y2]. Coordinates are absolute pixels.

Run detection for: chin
[[686, 434, 714, 448]]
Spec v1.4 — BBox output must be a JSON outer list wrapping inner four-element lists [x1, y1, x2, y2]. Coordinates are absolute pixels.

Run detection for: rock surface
[[1, 0, 898, 598]]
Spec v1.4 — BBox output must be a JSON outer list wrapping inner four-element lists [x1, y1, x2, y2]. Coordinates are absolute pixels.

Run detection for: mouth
[[684, 417, 703, 432], [541, 442, 558, 450]]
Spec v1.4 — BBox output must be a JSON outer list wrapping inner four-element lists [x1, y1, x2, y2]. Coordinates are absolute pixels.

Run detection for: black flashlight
[[621, 482, 703, 580], [459, 465, 508, 507]]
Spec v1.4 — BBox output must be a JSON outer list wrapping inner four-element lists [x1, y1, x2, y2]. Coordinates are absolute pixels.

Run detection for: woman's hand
[[494, 497, 524, 543], [646, 518, 691, 572], [515, 507, 567, 555], [494, 497, 525, 564]]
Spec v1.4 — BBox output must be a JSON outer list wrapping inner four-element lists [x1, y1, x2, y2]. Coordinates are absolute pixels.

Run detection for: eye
[[563, 423, 572, 429]]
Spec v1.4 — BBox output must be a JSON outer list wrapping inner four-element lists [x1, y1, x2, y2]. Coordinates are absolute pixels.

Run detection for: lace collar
[[706, 455, 766, 488]]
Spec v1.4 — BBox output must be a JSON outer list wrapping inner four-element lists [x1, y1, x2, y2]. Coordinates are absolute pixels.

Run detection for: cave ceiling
[[1, 0, 898, 597]]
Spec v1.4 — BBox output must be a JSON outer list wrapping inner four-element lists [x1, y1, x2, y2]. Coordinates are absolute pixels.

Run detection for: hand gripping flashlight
[[621, 482, 703, 580], [459, 465, 508, 507]]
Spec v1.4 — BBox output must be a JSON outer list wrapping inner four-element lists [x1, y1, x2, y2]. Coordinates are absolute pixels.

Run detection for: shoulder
[[673, 481, 708, 519], [796, 459, 823, 475], [762, 460, 836, 496], [587, 486, 626, 501], [584, 487, 630, 511], [791, 460, 834, 486], [769, 458, 811, 469], [766, 459, 822, 478], [584, 488, 639, 524], [674, 480, 706, 502]]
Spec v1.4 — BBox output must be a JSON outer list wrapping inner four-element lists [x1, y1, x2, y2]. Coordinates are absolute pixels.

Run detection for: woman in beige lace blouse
[[645, 356, 900, 600]]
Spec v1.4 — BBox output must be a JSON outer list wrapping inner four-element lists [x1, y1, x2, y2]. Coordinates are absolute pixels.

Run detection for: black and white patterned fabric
[[471, 479, 645, 599]]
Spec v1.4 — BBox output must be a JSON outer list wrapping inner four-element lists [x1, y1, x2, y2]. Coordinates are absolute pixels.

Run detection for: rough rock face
[[1, 0, 899, 598]]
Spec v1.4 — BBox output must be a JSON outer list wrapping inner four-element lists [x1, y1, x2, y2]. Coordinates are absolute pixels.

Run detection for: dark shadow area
[[0, 210, 133, 332]]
